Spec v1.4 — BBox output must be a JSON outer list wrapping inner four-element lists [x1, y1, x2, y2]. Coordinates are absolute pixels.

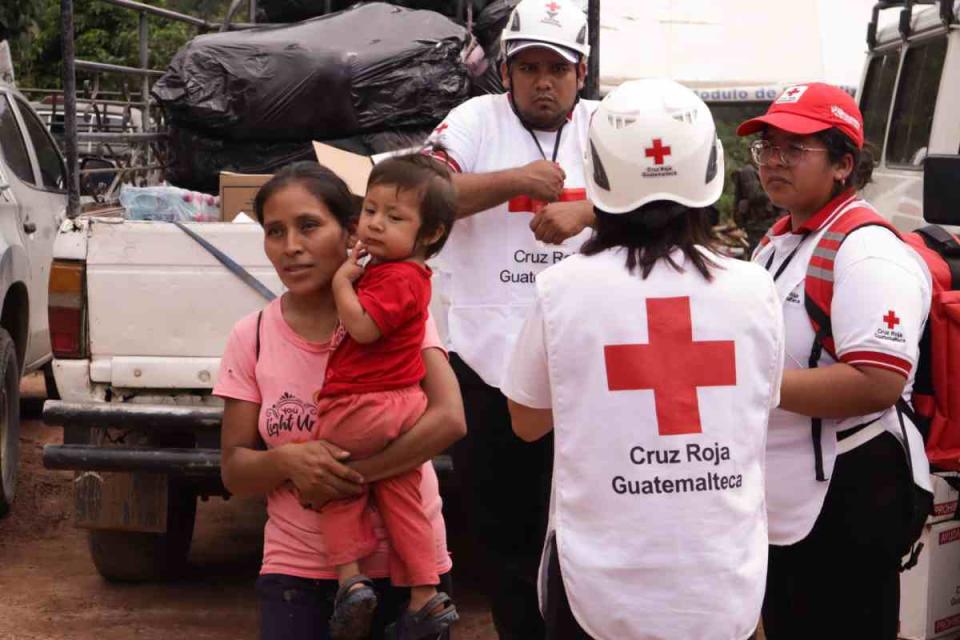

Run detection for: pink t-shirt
[[213, 298, 452, 580]]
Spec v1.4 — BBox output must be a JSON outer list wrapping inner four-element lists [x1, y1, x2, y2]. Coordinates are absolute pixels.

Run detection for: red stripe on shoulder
[[424, 149, 462, 174], [839, 350, 912, 378]]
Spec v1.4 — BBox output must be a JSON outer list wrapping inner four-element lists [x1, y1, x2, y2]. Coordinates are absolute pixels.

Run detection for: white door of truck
[[9, 94, 66, 370]]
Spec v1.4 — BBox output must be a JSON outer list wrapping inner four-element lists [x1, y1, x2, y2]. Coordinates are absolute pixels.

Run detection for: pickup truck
[[0, 75, 66, 516], [42, 217, 281, 580]]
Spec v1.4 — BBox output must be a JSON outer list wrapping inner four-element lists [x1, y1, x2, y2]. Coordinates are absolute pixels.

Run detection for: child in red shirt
[[316, 154, 458, 640]]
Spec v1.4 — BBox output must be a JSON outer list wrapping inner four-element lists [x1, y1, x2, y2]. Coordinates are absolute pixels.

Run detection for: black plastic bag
[[259, 0, 353, 22], [474, 0, 520, 52], [153, 3, 470, 141], [468, 0, 521, 95], [165, 126, 432, 193], [259, 0, 492, 23]]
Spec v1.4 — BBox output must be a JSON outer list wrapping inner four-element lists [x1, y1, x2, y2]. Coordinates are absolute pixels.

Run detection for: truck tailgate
[[85, 220, 281, 388]]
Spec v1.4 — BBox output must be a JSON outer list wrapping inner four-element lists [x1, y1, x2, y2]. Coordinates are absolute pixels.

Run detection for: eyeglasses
[[750, 140, 829, 167]]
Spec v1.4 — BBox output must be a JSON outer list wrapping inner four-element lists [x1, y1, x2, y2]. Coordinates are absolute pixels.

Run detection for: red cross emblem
[[546, 1, 561, 11], [604, 297, 737, 436], [644, 139, 672, 165], [883, 310, 901, 330], [433, 123, 449, 135]]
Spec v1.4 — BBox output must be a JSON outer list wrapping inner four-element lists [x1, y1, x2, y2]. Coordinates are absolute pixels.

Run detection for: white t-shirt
[[753, 193, 933, 545], [503, 247, 784, 640], [426, 93, 599, 388]]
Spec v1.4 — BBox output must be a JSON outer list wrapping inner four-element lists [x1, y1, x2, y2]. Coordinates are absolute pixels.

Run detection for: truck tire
[[88, 482, 197, 582], [0, 329, 20, 518]]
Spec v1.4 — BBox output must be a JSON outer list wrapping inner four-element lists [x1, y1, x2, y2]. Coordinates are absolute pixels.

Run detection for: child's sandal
[[385, 592, 459, 640], [329, 575, 378, 640]]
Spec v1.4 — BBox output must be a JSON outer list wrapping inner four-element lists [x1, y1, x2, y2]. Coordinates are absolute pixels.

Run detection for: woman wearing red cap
[[738, 83, 934, 639]]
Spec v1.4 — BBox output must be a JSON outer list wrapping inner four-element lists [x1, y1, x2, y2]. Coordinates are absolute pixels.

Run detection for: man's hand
[[520, 160, 565, 202], [530, 200, 595, 245], [333, 241, 367, 286]]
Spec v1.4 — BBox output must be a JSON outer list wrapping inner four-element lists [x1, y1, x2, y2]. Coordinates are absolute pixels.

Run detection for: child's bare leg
[[337, 561, 363, 590], [409, 585, 439, 612]]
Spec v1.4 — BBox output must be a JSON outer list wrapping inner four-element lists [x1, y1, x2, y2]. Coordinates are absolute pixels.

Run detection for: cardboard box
[[899, 521, 960, 639], [931, 474, 960, 524], [313, 142, 376, 197], [219, 172, 273, 222], [217, 144, 409, 222]]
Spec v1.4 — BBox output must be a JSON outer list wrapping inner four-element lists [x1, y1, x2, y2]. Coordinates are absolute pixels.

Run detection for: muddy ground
[[0, 375, 497, 640]]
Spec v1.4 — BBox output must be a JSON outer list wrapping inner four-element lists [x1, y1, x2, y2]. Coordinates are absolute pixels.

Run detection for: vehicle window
[[0, 95, 35, 185], [15, 97, 65, 190], [886, 37, 947, 167], [859, 49, 900, 156]]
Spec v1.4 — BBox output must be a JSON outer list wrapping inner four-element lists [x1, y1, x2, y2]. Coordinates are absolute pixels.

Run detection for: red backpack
[[799, 206, 960, 472]]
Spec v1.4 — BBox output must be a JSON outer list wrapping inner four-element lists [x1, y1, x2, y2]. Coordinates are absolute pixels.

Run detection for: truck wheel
[[88, 482, 197, 581], [0, 329, 20, 518]]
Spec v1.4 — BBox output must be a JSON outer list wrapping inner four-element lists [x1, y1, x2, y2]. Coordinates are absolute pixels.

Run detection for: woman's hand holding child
[[279, 440, 365, 510]]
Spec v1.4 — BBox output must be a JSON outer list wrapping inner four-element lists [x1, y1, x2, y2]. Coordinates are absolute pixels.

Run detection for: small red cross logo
[[434, 123, 449, 135], [604, 297, 737, 436], [883, 310, 901, 330], [546, 1, 561, 11], [644, 139, 672, 165]]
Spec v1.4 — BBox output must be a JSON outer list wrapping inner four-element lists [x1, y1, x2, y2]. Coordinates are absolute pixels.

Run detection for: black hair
[[580, 201, 721, 281], [253, 161, 358, 228], [366, 153, 457, 259], [814, 127, 875, 192]]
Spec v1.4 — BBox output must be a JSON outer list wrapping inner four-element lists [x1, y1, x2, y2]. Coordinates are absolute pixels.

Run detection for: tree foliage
[[10, 0, 232, 90]]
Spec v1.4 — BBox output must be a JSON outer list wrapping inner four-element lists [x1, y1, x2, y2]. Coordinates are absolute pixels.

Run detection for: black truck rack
[[867, 0, 957, 49]]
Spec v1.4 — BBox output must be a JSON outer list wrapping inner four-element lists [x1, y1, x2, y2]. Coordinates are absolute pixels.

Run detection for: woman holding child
[[215, 157, 464, 640]]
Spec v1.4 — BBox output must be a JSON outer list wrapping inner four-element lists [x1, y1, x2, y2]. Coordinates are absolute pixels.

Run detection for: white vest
[[534, 249, 782, 640], [753, 197, 933, 545], [437, 95, 598, 388]]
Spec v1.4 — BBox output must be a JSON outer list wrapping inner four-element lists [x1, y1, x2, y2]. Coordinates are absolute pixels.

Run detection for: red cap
[[736, 83, 864, 149]]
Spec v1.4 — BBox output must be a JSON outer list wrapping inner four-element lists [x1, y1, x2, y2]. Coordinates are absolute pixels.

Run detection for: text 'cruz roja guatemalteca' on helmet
[[585, 78, 724, 213]]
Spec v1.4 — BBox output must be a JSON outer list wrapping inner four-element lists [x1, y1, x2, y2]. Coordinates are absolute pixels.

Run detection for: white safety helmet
[[585, 78, 724, 213], [501, 0, 590, 64]]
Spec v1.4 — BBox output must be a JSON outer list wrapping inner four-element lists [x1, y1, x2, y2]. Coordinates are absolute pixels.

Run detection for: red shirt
[[320, 261, 432, 396]]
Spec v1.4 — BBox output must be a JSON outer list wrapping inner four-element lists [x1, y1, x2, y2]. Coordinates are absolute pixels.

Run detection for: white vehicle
[[0, 77, 66, 516], [857, 0, 960, 229], [42, 217, 280, 580]]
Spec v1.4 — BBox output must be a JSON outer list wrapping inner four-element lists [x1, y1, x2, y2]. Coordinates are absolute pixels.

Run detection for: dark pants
[[257, 572, 453, 640], [763, 432, 932, 640], [543, 537, 591, 640], [450, 354, 552, 640]]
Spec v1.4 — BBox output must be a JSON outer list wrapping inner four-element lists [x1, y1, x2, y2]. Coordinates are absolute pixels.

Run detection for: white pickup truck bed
[[53, 217, 281, 402]]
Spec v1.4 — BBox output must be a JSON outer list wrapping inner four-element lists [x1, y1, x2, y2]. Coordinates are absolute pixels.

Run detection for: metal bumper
[[42, 400, 222, 432], [43, 444, 220, 476], [40, 400, 453, 475], [42, 399, 223, 476]]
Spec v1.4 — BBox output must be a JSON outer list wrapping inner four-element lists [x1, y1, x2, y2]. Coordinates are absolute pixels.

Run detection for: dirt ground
[[0, 375, 497, 640]]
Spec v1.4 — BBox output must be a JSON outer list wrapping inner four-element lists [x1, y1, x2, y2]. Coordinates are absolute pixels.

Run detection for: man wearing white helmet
[[425, 0, 598, 637], [503, 79, 783, 639]]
